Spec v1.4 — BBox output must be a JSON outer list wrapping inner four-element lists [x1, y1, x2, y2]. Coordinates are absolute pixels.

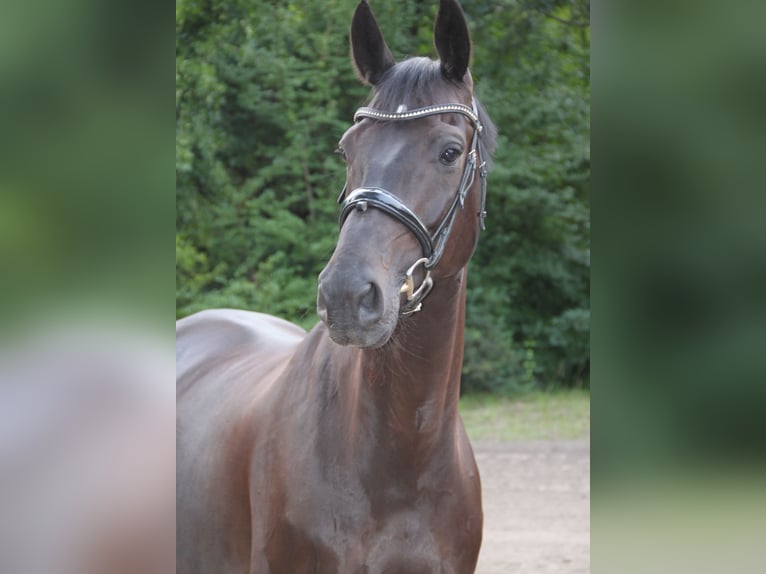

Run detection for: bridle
[[337, 99, 488, 315]]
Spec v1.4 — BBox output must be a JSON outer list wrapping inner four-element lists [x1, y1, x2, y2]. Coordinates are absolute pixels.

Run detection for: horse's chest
[[262, 470, 477, 573]]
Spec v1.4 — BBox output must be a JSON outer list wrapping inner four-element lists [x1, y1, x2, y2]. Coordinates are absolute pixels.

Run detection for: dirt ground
[[473, 440, 590, 574]]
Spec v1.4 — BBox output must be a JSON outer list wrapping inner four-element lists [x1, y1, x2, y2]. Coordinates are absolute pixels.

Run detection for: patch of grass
[[459, 389, 590, 442]]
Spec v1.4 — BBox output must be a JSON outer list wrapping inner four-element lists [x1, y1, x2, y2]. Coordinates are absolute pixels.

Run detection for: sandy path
[[473, 440, 590, 574]]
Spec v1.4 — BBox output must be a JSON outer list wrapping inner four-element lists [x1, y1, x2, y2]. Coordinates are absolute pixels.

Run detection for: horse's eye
[[440, 147, 462, 165]]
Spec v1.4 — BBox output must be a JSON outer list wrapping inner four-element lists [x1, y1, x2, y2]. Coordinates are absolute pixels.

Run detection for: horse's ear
[[350, 0, 395, 86], [434, 0, 471, 82]]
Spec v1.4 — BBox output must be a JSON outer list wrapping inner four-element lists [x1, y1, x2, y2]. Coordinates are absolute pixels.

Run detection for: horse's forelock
[[369, 58, 450, 112], [369, 57, 497, 171]]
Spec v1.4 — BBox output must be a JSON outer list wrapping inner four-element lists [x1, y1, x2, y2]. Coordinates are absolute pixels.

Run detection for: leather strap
[[339, 188, 434, 258]]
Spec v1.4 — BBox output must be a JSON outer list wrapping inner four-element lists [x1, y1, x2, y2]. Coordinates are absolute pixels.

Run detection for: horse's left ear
[[434, 0, 471, 82]]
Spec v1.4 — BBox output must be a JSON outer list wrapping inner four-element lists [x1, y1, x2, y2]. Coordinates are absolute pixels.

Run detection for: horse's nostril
[[359, 283, 374, 307], [317, 283, 329, 322], [358, 282, 383, 325]]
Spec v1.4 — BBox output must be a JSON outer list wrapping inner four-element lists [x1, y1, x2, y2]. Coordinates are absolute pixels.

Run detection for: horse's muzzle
[[317, 265, 395, 348]]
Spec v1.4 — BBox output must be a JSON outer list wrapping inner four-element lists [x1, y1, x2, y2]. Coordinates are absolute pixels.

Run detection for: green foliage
[[466, 0, 590, 390], [176, 0, 590, 391]]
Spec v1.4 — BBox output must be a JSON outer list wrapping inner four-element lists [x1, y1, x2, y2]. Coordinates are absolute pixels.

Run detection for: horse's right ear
[[350, 0, 395, 86], [434, 0, 471, 82]]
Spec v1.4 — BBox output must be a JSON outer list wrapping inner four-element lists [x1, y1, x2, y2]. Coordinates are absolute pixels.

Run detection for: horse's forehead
[[347, 113, 468, 147]]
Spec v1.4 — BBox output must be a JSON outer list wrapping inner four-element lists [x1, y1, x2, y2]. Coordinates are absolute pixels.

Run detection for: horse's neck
[[356, 270, 467, 453]]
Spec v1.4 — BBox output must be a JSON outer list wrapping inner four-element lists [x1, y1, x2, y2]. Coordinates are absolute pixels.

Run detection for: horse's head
[[317, 0, 496, 348]]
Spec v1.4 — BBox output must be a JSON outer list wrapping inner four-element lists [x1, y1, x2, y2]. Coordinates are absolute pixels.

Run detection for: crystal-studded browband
[[354, 101, 483, 133]]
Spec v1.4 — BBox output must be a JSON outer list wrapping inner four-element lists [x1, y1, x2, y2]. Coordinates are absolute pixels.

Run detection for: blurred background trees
[[176, 0, 589, 393]]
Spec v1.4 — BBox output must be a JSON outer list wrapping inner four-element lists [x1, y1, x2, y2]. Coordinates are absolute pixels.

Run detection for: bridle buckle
[[399, 257, 433, 314]]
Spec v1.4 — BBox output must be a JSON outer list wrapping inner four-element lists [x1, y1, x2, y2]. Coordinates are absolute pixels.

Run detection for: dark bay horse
[[177, 1, 496, 572]]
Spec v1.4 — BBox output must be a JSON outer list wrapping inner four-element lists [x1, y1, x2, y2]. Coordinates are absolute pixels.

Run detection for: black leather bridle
[[337, 99, 488, 315]]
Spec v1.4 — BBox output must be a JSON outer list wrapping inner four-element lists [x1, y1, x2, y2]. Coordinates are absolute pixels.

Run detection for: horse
[[176, 0, 497, 571]]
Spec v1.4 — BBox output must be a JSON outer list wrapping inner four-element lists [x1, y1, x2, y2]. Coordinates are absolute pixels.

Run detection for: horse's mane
[[368, 57, 498, 171]]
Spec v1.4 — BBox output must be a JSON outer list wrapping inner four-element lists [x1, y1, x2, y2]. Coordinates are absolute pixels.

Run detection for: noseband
[[337, 99, 488, 315]]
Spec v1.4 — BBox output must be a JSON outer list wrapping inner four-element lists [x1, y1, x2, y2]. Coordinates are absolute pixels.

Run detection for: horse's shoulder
[[177, 308, 305, 341], [176, 309, 306, 378]]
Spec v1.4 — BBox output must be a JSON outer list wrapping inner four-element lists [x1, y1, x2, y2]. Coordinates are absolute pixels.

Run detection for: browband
[[354, 103, 483, 133]]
